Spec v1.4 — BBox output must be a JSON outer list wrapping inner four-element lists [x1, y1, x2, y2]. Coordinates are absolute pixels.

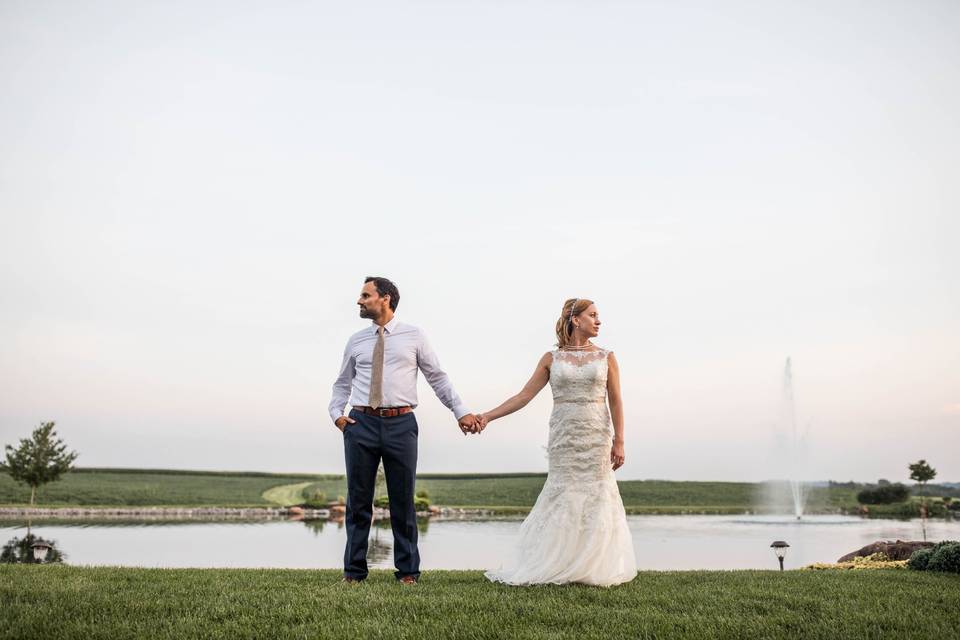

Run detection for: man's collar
[[371, 315, 399, 334]]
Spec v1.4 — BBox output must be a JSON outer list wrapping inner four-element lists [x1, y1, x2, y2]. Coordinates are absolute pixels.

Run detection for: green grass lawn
[[1, 566, 957, 639], [1, 468, 862, 512], [262, 481, 316, 507]]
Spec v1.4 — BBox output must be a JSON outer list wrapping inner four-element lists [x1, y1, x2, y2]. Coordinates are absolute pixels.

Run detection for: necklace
[[562, 342, 595, 350]]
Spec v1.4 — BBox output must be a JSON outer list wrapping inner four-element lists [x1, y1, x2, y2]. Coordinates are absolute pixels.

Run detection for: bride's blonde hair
[[555, 298, 594, 349]]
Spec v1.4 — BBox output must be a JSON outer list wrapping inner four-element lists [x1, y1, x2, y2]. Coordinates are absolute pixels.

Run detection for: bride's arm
[[479, 352, 552, 424], [607, 352, 626, 470]]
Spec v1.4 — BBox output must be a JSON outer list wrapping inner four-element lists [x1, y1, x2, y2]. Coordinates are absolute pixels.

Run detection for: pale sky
[[1, 1, 958, 483]]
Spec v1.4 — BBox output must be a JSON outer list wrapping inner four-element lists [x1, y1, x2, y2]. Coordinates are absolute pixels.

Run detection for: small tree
[[909, 459, 937, 517], [909, 460, 937, 492], [1, 422, 78, 505]]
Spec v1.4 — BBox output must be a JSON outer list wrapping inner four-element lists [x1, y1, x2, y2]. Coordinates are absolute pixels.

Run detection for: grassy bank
[[0, 470, 332, 507], [0, 468, 862, 512], [302, 475, 859, 513], [860, 497, 953, 519], [1, 566, 957, 639]]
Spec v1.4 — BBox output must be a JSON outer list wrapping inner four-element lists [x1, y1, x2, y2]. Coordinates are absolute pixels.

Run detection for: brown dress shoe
[[397, 575, 418, 585], [342, 576, 363, 584]]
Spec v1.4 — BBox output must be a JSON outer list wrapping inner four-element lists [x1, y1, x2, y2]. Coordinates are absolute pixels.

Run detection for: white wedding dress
[[485, 348, 638, 587]]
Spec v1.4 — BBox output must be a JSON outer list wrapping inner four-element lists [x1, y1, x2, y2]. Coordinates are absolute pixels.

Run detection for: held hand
[[335, 416, 356, 433], [472, 413, 488, 433], [610, 439, 625, 470], [458, 413, 483, 435]]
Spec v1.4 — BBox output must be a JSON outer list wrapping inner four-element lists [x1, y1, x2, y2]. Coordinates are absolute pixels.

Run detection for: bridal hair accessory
[[568, 298, 580, 324]]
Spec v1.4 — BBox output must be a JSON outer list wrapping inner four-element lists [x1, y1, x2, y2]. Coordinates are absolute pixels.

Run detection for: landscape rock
[[0, 505, 495, 522], [837, 539, 934, 562]]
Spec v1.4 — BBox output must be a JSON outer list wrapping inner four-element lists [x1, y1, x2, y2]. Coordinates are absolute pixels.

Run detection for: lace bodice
[[550, 348, 610, 403]]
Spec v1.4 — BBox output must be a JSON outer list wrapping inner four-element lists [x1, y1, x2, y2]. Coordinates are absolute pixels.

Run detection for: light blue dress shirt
[[329, 316, 469, 424]]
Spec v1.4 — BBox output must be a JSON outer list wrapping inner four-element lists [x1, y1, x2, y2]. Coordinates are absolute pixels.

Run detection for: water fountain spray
[[781, 357, 808, 519]]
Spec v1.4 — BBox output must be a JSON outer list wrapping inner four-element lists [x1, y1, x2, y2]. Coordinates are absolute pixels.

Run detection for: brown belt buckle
[[381, 406, 410, 418]]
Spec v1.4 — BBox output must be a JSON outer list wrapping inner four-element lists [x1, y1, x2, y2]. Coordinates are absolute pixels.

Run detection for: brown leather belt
[[354, 406, 414, 418]]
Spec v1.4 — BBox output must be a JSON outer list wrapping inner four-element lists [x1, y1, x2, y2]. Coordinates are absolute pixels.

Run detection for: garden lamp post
[[770, 540, 789, 571], [31, 539, 52, 563]]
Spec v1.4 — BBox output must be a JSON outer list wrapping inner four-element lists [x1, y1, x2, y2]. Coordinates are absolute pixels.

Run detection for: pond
[[4, 515, 958, 571]]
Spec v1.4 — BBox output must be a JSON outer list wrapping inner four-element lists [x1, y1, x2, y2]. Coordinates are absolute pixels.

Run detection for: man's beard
[[359, 306, 374, 319]]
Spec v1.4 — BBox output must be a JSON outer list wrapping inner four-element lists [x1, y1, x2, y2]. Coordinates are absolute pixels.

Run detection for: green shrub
[[927, 542, 960, 574], [302, 489, 326, 508], [857, 484, 910, 504], [922, 501, 947, 517], [414, 489, 431, 509], [908, 548, 935, 571], [371, 495, 429, 511], [907, 541, 959, 571]]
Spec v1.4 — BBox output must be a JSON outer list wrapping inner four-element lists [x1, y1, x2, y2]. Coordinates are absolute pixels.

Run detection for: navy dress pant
[[342, 408, 420, 580]]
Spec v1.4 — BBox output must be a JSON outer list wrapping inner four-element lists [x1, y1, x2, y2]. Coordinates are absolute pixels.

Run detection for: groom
[[329, 276, 481, 584]]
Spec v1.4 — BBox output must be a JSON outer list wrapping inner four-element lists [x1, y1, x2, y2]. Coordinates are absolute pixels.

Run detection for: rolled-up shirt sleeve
[[416, 330, 469, 419], [328, 341, 356, 424]]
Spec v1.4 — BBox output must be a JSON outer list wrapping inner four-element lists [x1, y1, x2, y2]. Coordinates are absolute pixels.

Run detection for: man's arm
[[416, 330, 470, 420], [329, 341, 356, 425]]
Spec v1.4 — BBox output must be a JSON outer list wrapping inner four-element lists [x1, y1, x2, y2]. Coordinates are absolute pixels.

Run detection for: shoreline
[[0, 505, 942, 521], [0, 506, 501, 521]]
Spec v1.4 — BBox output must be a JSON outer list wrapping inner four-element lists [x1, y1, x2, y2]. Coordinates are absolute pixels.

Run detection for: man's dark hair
[[365, 276, 400, 311]]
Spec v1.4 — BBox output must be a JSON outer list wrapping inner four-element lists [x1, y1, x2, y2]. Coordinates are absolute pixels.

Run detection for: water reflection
[[303, 519, 333, 535], [3, 514, 958, 570], [367, 531, 392, 565], [300, 517, 394, 563], [301, 516, 431, 564]]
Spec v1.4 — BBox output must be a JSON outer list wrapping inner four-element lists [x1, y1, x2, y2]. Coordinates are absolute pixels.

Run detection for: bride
[[478, 298, 637, 586]]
